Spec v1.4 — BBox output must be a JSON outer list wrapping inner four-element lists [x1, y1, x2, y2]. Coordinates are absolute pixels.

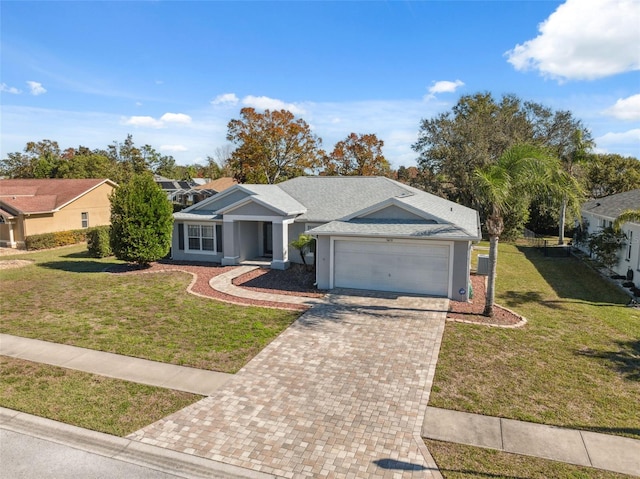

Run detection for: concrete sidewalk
[[0, 334, 232, 396], [422, 406, 640, 477]]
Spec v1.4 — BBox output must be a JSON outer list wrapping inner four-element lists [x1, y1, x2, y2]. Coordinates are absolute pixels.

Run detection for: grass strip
[[0, 356, 200, 436], [425, 439, 633, 479]]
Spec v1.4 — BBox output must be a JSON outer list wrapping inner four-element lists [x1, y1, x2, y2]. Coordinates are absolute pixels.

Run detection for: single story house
[[0, 178, 116, 249], [579, 189, 640, 288], [172, 176, 481, 301]]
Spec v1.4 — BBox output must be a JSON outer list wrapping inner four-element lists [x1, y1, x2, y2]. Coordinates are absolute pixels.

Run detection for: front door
[[263, 222, 273, 256]]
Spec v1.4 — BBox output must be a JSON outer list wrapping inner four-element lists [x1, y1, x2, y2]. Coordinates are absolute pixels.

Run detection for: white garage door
[[333, 239, 450, 296]]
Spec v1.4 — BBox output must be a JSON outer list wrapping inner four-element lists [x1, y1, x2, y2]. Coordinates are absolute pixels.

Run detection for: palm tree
[[474, 144, 582, 316], [613, 209, 640, 232]]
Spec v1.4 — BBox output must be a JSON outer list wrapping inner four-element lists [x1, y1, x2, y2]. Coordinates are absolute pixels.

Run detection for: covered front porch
[[220, 215, 296, 270]]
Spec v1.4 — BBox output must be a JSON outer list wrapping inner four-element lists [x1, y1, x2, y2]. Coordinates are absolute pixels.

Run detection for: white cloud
[[211, 93, 239, 105], [595, 128, 640, 157], [604, 94, 640, 121], [425, 80, 465, 100], [1, 83, 22, 94], [122, 116, 164, 128], [241, 95, 306, 115], [122, 112, 192, 128], [160, 112, 192, 124], [506, 0, 640, 81], [27, 81, 47, 95], [160, 144, 189, 152]]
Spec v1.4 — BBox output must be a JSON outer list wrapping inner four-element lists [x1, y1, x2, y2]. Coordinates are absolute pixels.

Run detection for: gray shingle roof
[[309, 219, 478, 239], [174, 176, 481, 239], [277, 176, 410, 222], [227, 184, 306, 215], [583, 189, 640, 220], [173, 211, 222, 221]]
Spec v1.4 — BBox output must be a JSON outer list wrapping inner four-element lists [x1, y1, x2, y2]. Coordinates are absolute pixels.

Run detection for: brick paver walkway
[[129, 292, 448, 478]]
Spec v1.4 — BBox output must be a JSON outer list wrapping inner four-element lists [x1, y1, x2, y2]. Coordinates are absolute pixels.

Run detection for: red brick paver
[[129, 292, 447, 478]]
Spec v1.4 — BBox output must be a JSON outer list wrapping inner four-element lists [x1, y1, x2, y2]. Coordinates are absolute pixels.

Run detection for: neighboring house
[[579, 189, 640, 288], [172, 176, 481, 301], [191, 177, 239, 204], [154, 175, 209, 206], [0, 178, 117, 249]]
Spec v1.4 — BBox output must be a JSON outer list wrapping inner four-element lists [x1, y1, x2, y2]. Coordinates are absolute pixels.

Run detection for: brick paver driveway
[[129, 291, 448, 478]]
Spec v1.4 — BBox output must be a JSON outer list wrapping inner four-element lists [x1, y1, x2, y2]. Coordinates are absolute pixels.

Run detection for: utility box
[[477, 254, 490, 275]]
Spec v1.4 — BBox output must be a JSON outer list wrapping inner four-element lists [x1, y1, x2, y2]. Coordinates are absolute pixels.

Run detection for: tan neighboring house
[[0, 178, 117, 249]]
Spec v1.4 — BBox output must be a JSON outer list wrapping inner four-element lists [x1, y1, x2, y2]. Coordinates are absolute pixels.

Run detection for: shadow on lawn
[[38, 260, 121, 273], [576, 339, 640, 381], [515, 246, 629, 307]]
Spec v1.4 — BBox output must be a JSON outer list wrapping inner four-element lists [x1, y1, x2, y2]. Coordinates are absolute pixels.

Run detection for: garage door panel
[[334, 240, 450, 296]]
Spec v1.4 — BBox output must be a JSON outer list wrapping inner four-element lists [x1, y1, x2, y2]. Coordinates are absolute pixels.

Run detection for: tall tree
[[614, 210, 640, 232], [413, 93, 534, 207], [585, 153, 640, 198], [226, 108, 323, 184], [109, 174, 173, 266], [474, 145, 581, 316], [322, 133, 390, 176]]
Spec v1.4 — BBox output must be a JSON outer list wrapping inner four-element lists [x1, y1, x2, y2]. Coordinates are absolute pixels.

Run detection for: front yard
[[430, 242, 640, 439], [0, 245, 300, 373]]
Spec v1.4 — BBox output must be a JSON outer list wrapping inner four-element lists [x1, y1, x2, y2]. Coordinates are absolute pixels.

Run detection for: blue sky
[[1, 0, 639, 169]]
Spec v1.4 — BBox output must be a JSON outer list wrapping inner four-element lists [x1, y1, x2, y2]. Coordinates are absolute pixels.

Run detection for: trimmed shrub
[[87, 226, 112, 258], [25, 228, 92, 250]]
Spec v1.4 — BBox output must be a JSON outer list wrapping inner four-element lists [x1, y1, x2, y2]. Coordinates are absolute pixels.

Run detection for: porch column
[[270, 218, 294, 270], [221, 218, 240, 266]]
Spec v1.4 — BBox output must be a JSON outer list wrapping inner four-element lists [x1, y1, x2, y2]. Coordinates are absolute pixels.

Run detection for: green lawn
[[0, 245, 299, 373], [1, 356, 199, 436], [430, 242, 640, 439], [425, 439, 634, 479]]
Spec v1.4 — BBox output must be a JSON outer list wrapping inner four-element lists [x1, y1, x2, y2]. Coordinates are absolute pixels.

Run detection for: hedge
[[25, 227, 105, 251], [87, 226, 112, 258]]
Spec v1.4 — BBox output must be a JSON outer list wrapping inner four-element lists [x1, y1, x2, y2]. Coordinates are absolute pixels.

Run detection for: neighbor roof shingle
[[583, 189, 640, 220], [0, 178, 114, 214]]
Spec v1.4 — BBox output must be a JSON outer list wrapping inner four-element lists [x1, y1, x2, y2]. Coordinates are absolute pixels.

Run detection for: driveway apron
[[129, 291, 448, 478]]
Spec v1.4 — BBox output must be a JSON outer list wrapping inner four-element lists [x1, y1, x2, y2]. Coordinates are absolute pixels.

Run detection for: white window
[[627, 231, 633, 261], [81, 212, 89, 228], [187, 224, 217, 252]]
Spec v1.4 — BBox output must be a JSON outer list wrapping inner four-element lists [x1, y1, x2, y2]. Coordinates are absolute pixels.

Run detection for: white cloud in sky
[[122, 112, 192, 128], [211, 93, 239, 105], [27, 81, 47, 95], [424, 80, 464, 100], [160, 112, 192, 124], [595, 128, 640, 157], [1, 83, 22, 94], [604, 94, 640, 121], [506, 0, 640, 81], [160, 144, 189, 152], [241, 95, 306, 115], [123, 115, 164, 128]]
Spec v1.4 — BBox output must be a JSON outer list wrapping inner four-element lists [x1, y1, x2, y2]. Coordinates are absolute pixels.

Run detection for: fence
[[524, 228, 571, 257]]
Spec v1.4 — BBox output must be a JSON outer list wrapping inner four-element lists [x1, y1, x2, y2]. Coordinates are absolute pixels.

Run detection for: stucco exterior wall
[[315, 236, 331, 290], [451, 241, 472, 302], [577, 213, 640, 288]]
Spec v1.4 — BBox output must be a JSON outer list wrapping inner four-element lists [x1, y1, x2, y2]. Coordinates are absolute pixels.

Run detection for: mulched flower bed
[[448, 274, 524, 326], [232, 264, 324, 298], [105, 260, 309, 311]]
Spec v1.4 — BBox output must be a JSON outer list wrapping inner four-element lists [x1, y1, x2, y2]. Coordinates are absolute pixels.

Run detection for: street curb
[[0, 408, 278, 479]]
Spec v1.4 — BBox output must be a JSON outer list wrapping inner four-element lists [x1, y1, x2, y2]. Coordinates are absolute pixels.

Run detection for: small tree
[[109, 174, 173, 266], [290, 234, 315, 271], [588, 227, 627, 270]]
